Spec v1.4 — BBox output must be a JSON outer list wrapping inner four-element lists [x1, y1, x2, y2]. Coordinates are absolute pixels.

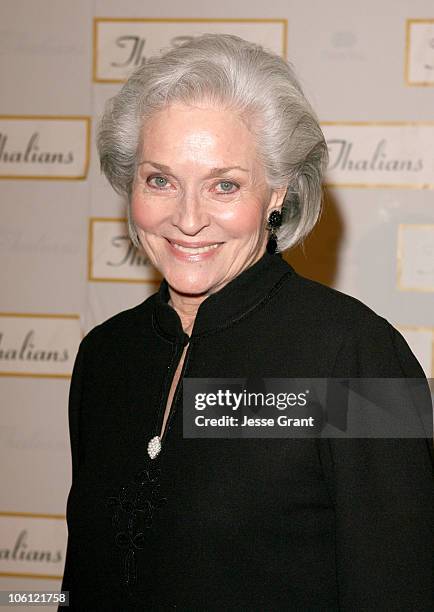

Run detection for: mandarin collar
[[152, 251, 293, 343]]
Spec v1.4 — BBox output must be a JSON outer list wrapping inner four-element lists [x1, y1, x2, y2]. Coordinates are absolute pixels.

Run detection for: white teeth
[[172, 242, 220, 254]]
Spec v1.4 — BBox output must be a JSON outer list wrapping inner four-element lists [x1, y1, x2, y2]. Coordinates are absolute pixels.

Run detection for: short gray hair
[[96, 33, 328, 251]]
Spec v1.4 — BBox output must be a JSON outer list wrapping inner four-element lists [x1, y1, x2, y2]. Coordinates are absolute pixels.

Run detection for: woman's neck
[[167, 291, 207, 336]]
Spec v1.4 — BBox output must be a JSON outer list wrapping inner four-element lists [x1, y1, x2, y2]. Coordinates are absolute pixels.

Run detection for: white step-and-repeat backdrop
[[0, 0, 433, 606]]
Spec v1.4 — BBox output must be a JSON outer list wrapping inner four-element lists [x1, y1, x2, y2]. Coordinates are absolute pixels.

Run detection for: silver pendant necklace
[[147, 435, 161, 460]]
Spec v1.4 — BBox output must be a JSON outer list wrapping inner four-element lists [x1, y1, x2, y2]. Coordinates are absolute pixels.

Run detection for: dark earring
[[266, 209, 282, 254]]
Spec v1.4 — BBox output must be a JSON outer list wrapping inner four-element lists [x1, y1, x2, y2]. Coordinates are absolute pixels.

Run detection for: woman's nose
[[171, 190, 210, 235]]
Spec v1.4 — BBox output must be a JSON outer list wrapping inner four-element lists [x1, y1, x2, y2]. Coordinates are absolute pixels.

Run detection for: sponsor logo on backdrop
[[321, 122, 434, 188], [0, 513, 66, 579], [0, 313, 81, 378], [324, 30, 366, 62], [396, 326, 434, 378], [405, 19, 434, 86], [93, 18, 287, 82], [88, 218, 162, 283], [397, 224, 434, 293], [0, 116, 90, 180], [0, 424, 66, 451], [0, 226, 79, 255]]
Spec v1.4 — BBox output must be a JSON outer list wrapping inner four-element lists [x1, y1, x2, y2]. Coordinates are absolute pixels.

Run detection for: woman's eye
[[215, 180, 239, 194], [148, 176, 170, 189]]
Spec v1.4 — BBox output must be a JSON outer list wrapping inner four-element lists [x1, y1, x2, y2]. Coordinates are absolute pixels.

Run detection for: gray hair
[[96, 33, 328, 251]]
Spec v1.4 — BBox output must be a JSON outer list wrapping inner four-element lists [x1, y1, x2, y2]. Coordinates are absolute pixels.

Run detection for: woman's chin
[[164, 272, 218, 299]]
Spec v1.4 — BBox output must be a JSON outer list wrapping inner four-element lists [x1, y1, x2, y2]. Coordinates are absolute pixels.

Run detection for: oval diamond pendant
[[147, 435, 161, 460]]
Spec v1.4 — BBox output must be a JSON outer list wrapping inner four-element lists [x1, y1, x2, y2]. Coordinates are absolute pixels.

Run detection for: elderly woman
[[60, 34, 433, 610]]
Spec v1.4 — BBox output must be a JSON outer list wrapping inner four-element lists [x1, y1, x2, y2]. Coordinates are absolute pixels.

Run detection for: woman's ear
[[266, 185, 288, 216]]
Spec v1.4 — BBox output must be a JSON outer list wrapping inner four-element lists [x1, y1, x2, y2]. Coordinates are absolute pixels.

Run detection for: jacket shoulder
[[286, 268, 389, 332], [282, 268, 425, 376], [78, 293, 156, 353]]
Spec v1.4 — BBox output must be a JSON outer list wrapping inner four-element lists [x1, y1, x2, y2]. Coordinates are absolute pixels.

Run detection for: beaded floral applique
[[106, 460, 168, 587]]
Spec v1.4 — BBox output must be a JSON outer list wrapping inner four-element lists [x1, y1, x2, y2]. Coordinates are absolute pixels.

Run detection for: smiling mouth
[[168, 240, 221, 255]]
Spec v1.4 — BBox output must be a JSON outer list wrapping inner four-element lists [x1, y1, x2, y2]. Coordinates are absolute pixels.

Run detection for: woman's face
[[131, 102, 286, 298]]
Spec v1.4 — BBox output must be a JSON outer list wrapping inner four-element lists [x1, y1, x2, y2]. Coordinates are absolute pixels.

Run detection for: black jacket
[[60, 251, 433, 611]]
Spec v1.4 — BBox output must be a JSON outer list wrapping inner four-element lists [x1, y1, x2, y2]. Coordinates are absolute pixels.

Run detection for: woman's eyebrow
[[138, 160, 249, 176]]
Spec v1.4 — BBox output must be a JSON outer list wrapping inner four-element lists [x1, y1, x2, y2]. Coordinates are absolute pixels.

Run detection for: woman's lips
[[165, 238, 222, 261]]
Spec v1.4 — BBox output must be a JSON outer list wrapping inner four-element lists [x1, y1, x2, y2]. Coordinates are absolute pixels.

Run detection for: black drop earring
[[266, 209, 282, 254]]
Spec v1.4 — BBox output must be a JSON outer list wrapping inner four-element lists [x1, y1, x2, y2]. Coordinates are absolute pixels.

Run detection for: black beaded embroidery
[[106, 459, 168, 587]]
